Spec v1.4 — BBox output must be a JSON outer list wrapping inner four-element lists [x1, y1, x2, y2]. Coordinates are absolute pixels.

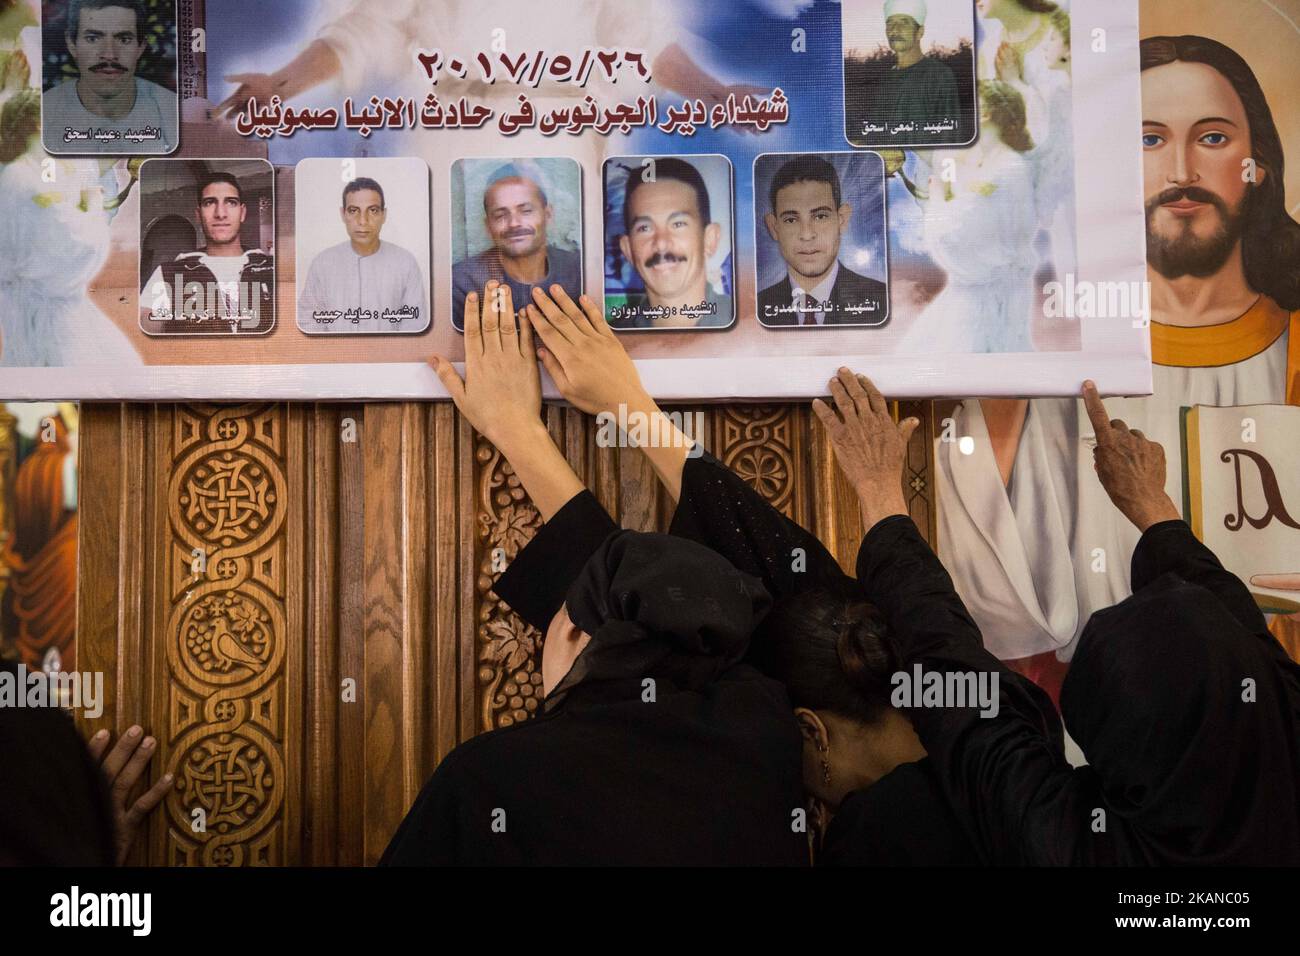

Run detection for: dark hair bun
[[834, 603, 895, 699], [753, 589, 900, 724]]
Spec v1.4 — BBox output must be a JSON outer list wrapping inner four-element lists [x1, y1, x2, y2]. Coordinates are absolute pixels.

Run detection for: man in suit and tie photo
[[758, 155, 889, 327]]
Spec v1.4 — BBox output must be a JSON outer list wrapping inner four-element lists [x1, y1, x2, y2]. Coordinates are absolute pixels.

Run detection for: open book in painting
[[1181, 404, 1300, 614]]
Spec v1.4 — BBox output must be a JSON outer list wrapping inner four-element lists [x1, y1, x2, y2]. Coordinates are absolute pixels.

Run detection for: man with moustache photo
[[611, 157, 733, 330], [758, 156, 888, 327], [140, 170, 275, 334], [865, 0, 960, 134], [299, 177, 428, 333], [42, 0, 177, 153], [452, 163, 582, 331]]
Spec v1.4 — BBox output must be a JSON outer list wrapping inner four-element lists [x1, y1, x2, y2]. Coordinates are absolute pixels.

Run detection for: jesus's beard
[[1145, 186, 1244, 279]]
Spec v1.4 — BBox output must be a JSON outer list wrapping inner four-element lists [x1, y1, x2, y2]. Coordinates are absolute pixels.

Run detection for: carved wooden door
[[74, 401, 934, 865]]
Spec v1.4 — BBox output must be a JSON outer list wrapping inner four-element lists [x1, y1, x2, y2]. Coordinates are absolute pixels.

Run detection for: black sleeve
[[378, 766, 460, 866], [1131, 520, 1269, 638], [854, 516, 1087, 865], [491, 490, 618, 632], [667, 451, 856, 600]]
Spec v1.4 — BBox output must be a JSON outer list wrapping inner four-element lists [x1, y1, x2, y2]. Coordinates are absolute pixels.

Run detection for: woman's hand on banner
[[813, 369, 916, 530], [430, 281, 544, 452], [526, 285, 648, 417]]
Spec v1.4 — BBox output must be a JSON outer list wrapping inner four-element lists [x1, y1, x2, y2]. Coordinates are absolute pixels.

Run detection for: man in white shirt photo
[[298, 176, 429, 333], [43, 0, 178, 154]]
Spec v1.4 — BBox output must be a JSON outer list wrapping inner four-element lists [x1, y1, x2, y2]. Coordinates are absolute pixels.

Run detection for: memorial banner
[[0, 0, 1150, 400]]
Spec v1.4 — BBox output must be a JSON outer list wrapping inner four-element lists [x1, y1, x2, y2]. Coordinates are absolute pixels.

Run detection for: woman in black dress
[[523, 285, 1051, 865], [523, 284, 1300, 866]]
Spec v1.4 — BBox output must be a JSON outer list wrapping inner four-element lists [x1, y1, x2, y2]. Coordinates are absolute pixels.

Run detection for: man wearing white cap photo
[[866, 0, 960, 132]]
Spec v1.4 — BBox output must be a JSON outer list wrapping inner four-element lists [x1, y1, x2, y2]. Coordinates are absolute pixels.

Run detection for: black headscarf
[[386, 494, 807, 865], [0, 660, 116, 865], [549, 530, 773, 708], [492, 492, 776, 708], [1062, 574, 1300, 865]]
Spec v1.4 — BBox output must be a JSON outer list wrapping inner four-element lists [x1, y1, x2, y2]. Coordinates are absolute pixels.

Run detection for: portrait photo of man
[[756, 153, 889, 328], [604, 156, 735, 331], [139, 161, 275, 335], [297, 159, 430, 334], [843, 0, 976, 148], [41, 0, 179, 154], [451, 159, 582, 332]]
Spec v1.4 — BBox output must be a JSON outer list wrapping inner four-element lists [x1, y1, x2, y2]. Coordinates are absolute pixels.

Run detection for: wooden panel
[[75, 404, 150, 864], [899, 400, 937, 540], [74, 399, 936, 865], [303, 405, 340, 866], [360, 403, 412, 862], [474, 425, 545, 733], [429, 403, 464, 762], [162, 405, 298, 865], [336, 405, 367, 865]]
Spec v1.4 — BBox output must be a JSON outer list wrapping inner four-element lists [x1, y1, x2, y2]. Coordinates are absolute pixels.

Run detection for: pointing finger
[[518, 307, 535, 359], [1082, 380, 1113, 445], [526, 304, 573, 362], [835, 368, 868, 418], [125, 772, 174, 828], [111, 736, 157, 802], [86, 728, 110, 763], [828, 376, 855, 421], [99, 726, 142, 782], [482, 282, 505, 348]]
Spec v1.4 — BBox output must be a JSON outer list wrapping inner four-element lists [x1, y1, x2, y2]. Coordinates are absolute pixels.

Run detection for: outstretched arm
[[525, 287, 850, 599], [525, 285, 691, 501], [815, 371, 991, 660], [1081, 381, 1268, 637], [433, 283, 618, 643], [431, 281, 583, 521], [823, 371, 1079, 865]]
